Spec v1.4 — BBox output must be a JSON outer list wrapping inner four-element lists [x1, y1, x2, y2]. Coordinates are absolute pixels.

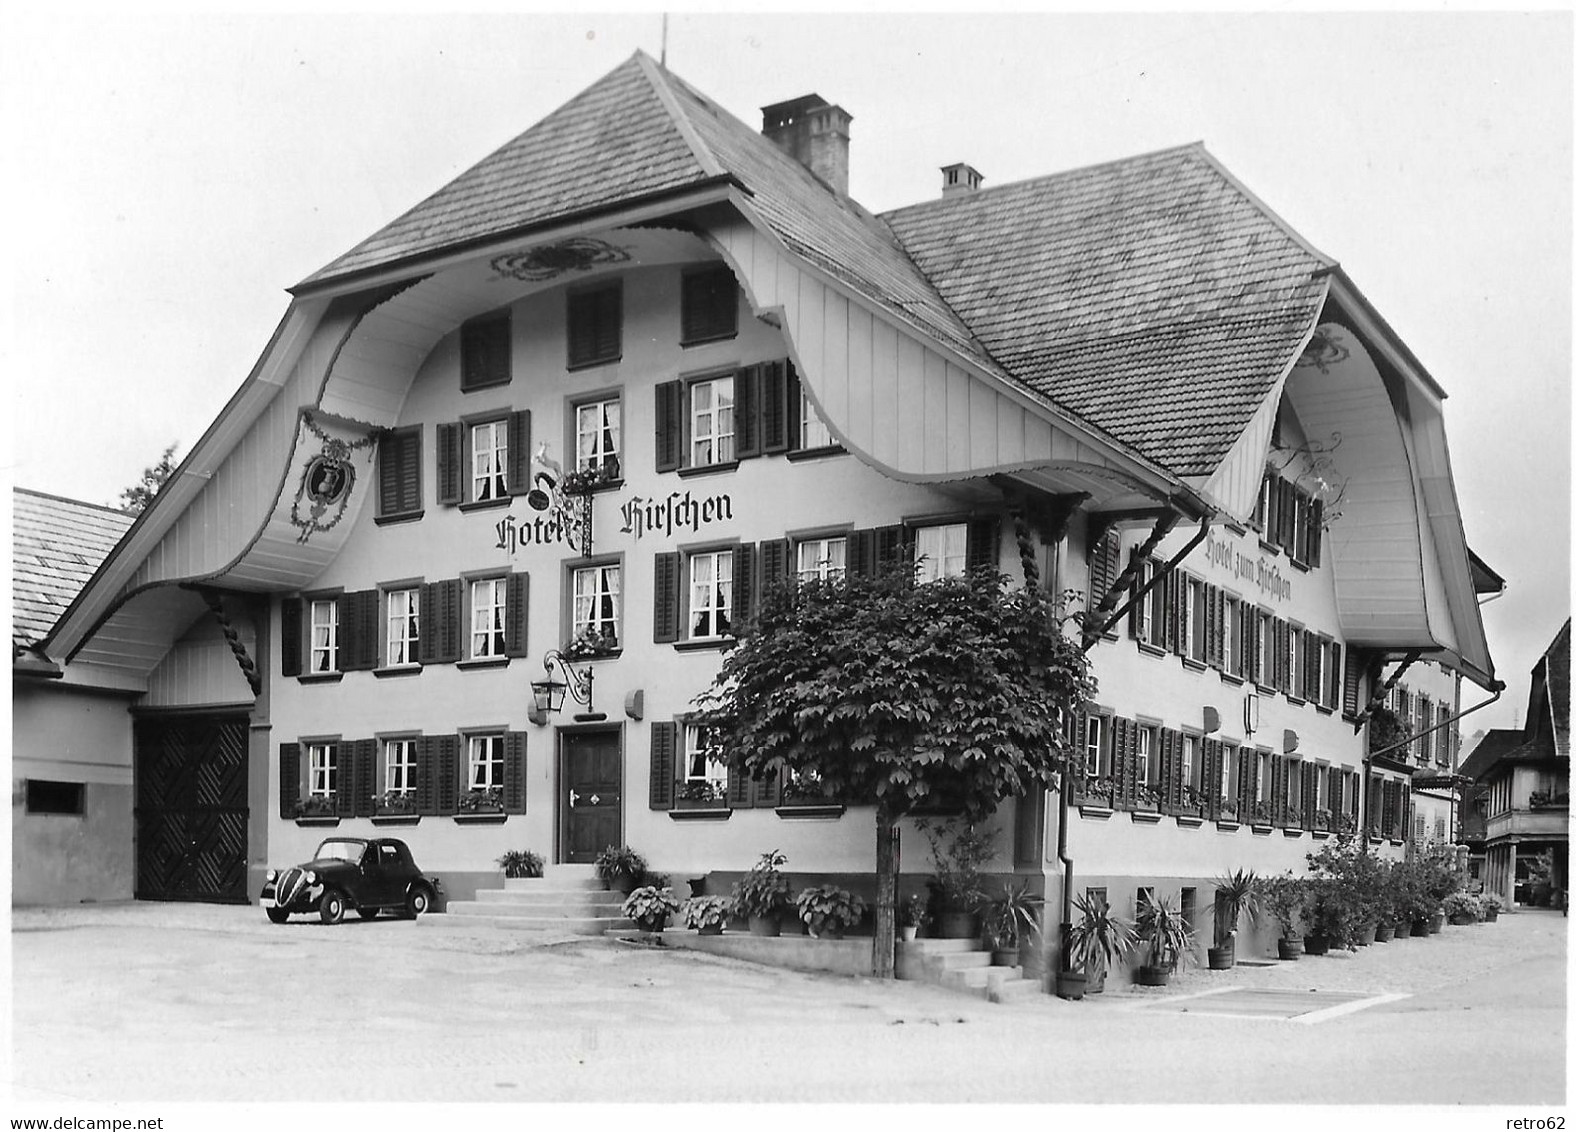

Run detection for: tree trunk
[[872, 802, 897, 978]]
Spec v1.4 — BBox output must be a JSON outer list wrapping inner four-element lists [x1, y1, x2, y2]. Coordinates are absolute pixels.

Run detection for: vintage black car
[[262, 837, 437, 924]]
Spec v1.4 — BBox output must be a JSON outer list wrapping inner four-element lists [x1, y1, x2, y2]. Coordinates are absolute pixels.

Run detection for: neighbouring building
[[1460, 620, 1570, 908], [22, 53, 1500, 972]]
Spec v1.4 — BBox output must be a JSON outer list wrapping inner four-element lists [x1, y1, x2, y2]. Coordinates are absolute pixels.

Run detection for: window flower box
[[456, 787, 504, 815], [563, 627, 619, 660], [560, 458, 621, 496], [674, 780, 728, 810], [295, 795, 338, 819], [1073, 775, 1114, 810], [1131, 784, 1162, 813]]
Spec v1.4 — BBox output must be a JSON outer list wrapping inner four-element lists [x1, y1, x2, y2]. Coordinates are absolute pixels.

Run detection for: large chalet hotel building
[[18, 54, 1499, 964]]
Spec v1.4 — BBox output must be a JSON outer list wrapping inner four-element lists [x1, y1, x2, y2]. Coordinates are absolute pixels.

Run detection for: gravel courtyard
[[10, 901, 1566, 1106]]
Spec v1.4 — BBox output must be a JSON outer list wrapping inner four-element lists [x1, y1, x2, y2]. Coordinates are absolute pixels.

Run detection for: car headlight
[[304, 870, 317, 884], [266, 869, 277, 882]]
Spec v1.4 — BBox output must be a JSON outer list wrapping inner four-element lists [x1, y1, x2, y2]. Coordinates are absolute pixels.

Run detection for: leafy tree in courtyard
[[118, 443, 179, 515], [693, 561, 1095, 978]]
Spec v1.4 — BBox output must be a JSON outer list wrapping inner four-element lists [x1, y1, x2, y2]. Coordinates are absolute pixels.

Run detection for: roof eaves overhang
[[42, 295, 329, 663], [289, 176, 744, 300], [715, 187, 1215, 523]]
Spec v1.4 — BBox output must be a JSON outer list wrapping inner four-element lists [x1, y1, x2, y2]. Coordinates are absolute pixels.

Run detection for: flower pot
[[1136, 964, 1171, 987], [937, 911, 980, 940], [1277, 937, 1304, 960], [748, 914, 781, 937], [614, 873, 641, 896], [1355, 922, 1377, 947], [636, 918, 667, 935], [1055, 971, 1087, 1000], [1085, 967, 1108, 994], [1392, 919, 1412, 939], [991, 948, 1020, 967], [697, 924, 723, 937], [1206, 944, 1235, 970], [1410, 918, 1431, 937], [1374, 925, 1395, 943], [1484, 908, 1499, 923], [1428, 912, 1446, 935], [899, 925, 918, 942], [1448, 912, 1476, 926], [1303, 934, 1331, 956], [815, 924, 847, 940]]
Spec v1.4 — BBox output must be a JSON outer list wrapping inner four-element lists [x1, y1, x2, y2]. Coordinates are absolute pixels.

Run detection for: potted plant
[[1367, 706, 1412, 756], [730, 849, 792, 936], [917, 819, 996, 939], [795, 884, 867, 940], [674, 779, 727, 809], [622, 885, 680, 934], [680, 895, 731, 935], [496, 849, 544, 879], [1482, 892, 1505, 923], [1299, 880, 1340, 954], [296, 794, 337, 818], [594, 844, 648, 895], [1442, 891, 1483, 925], [374, 790, 418, 817], [563, 626, 619, 659], [898, 893, 929, 942], [981, 881, 1044, 967], [1135, 893, 1195, 986], [457, 786, 504, 814], [1208, 868, 1261, 970], [1262, 873, 1306, 959], [1064, 892, 1138, 996]]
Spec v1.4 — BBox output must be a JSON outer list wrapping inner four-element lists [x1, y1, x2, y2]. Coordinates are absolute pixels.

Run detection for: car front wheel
[[405, 885, 431, 918], [319, 889, 345, 925], [266, 907, 290, 924]]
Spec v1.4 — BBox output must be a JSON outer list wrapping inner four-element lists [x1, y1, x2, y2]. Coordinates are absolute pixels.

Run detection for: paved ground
[[8, 901, 1567, 1107]]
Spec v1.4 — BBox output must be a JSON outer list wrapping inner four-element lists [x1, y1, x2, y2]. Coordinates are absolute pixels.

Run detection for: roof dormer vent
[[941, 162, 984, 197]]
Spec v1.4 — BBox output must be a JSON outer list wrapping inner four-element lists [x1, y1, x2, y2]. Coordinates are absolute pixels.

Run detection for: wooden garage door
[[134, 713, 250, 903]]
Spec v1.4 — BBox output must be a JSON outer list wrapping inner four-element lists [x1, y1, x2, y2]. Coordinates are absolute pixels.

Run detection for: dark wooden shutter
[[874, 525, 908, 574], [1203, 585, 1218, 667], [734, 364, 762, 459], [503, 572, 530, 658], [441, 579, 463, 663], [1127, 550, 1144, 639], [1399, 784, 1411, 841], [335, 746, 355, 817], [1202, 739, 1221, 821], [1270, 756, 1286, 826], [754, 766, 782, 808], [1109, 718, 1130, 807], [1302, 763, 1317, 830], [680, 265, 738, 345], [1089, 530, 1120, 639], [352, 739, 376, 818], [1329, 769, 1344, 826], [652, 553, 680, 643], [759, 538, 790, 585], [503, 731, 528, 814], [1276, 620, 1292, 693], [435, 735, 459, 816], [1308, 499, 1323, 566], [420, 579, 462, 664], [417, 583, 439, 665], [339, 590, 378, 672], [726, 763, 754, 809], [568, 284, 621, 369], [1238, 748, 1255, 819], [1168, 572, 1186, 655], [279, 743, 300, 818], [280, 597, 303, 677], [761, 360, 792, 454], [460, 312, 511, 391], [1162, 729, 1182, 811], [1382, 780, 1400, 838], [655, 381, 684, 472], [732, 543, 756, 628], [848, 528, 877, 578], [436, 422, 462, 505], [506, 409, 532, 497], [649, 722, 677, 810], [1342, 647, 1362, 718], [780, 360, 802, 453], [1328, 642, 1342, 709], [416, 736, 438, 816], [378, 427, 422, 517], [966, 517, 999, 575]]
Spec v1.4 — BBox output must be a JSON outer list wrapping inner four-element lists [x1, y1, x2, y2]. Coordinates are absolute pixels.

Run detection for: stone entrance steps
[[896, 938, 1042, 1004], [437, 864, 635, 934]]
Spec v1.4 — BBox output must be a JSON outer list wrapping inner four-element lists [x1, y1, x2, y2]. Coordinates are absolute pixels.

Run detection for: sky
[[2, 9, 1570, 733]]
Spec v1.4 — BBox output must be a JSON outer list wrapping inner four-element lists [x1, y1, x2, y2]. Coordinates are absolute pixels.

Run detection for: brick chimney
[[761, 95, 852, 196], [941, 162, 984, 197]]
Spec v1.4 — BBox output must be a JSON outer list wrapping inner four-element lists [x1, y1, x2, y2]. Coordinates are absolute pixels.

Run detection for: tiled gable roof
[[881, 145, 1332, 475], [1457, 728, 1524, 782], [300, 55, 716, 287], [1539, 618, 1569, 760], [12, 488, 134, 650]]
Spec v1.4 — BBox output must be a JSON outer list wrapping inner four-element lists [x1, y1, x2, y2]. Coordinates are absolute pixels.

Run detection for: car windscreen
[[314, 839, 365, 864]]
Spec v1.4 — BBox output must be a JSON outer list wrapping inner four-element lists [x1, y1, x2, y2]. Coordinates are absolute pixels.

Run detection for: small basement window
[[26, 779, 85, 815]]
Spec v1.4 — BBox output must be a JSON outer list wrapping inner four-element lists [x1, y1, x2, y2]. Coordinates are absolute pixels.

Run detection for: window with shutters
[[1286, 622, 1303, 701], [567, 282, 621, 370], [1185, 577, 1206, 662], [309, 599, 340, 674], [1252, 474, 1272, 531], [799, 389, 834, 451], [1253, 611, 1272, 688], [376, 425, 423, 522], [796, 536, 847, 582], [1084, 713, 1108, 777], [470, 419, 508, 503], [1257, 751, 1272, 805], [915, 522, 969, 584], [680, 264, 738, 346], [689, 376, 735, 467], [468, 577, 507, 660], [573, 395, 622, 479], [688, 549, 734, 639], [384, 587, 420, 668], [681, 723, 728, 805], [1182, 734, 1201, 795], [1222, 596, 1238, 676], [465, 734, 505, 811], [1287, 489, 1308, 562], [571, 562, 621, 649], [308, 743, 337, 799], [1287, 758, 1303, 821], [460, 311, 511, 391], [1220, 743, 1236, 807], [1135, 726, 1154, 786], [381, 738, 418, 810]]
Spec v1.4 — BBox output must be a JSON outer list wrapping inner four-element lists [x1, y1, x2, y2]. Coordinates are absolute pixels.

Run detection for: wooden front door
[[134, 713, 250, 903], [561, 730, 621, 864]]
